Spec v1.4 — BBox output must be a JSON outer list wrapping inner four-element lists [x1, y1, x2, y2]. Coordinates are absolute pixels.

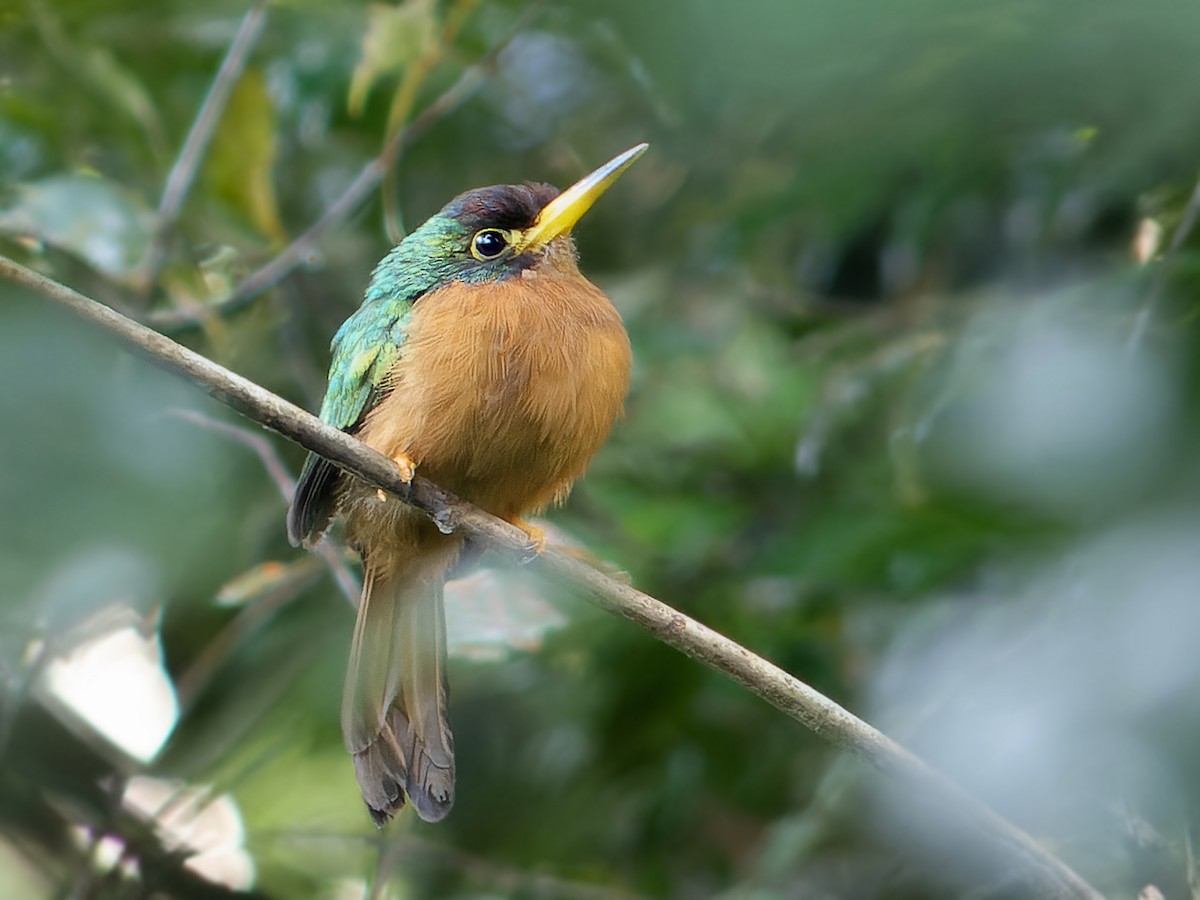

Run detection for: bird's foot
[[509, 517, 547, 560], [375, 453, 417, 503], [392, 452, 417, 484]]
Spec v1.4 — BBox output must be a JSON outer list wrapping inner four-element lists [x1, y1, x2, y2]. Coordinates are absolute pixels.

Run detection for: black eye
[[471, 228, 509, 260]]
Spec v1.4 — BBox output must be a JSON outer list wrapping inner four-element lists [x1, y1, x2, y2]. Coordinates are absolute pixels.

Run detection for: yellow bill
[[520, 143, 649, 251]]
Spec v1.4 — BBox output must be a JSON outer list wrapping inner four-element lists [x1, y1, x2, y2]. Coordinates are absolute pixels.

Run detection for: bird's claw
[[392, 452, 417, 484], [510, 517, 546, 562], [374, 453, 416, 504]]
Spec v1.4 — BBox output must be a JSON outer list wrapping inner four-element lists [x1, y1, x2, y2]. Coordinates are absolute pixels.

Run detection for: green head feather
[[318, 181, 562, 433]]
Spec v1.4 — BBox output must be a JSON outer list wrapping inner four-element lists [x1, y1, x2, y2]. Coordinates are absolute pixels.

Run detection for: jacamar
[[287, 144, 647, 824]]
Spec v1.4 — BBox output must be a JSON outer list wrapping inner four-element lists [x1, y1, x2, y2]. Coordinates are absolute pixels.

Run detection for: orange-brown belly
[[353, 272, 631, 520]]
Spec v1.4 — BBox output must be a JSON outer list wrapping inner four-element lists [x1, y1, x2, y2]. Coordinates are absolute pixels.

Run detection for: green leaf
[[216, 560, 306, 607], [346, 0, 439, 117], [204, 68, 286, 245], [0, 173, 153, 281]]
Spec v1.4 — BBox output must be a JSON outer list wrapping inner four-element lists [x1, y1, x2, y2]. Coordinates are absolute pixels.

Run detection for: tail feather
[[343, 557, 455, 824]]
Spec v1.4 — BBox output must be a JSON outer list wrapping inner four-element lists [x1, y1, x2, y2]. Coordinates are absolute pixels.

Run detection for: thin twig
[[148, 1, 544, 331], [262, 829, 640, 899], [173, 568, 314, 711], [0, 687, 273, 900], [1186, 819, 1200, 900], [140, 2, 269, 294], [1128, 170, 1200, 357], [380, 0, 482, 243], [387, 832, 640, 900], [171, 406, 294, 496], [1, 253, 1106, 900], [169, 407, 360, 604], [368, 836, 397, 900]]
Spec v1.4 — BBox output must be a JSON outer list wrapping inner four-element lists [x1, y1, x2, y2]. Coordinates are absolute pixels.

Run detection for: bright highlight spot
[[43, 620, 178, 763], [123, 776, 255, 891]]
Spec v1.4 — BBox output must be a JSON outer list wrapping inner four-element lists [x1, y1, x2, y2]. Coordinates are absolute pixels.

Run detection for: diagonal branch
[[1128, 169, 1200, 357], [380, 0, 483, 244], [141, 2, 269, 294], [0, 254, 1104, 900], [169, 407, 361, 604], [148, 0, 545, 331]]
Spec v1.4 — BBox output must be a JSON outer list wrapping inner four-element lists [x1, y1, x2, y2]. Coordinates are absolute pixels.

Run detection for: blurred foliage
[[5, 0, 1200, 898]]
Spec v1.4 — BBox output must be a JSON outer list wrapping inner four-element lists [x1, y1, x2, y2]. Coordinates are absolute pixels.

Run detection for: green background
[[4, 1, 1200, 897]]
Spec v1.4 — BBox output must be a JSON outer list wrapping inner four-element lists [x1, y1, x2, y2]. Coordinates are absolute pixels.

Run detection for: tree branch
[[0, 254, 1105, 900], [147, 0, 545, 331], [0, 689, 274, 900], [379, 0, 483, 245], [140, 2, 269, 294], [169, 407, 361, 604], [1128, 169, 1200, 357]]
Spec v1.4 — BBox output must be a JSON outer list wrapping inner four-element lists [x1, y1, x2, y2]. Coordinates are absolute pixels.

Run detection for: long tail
[[342, 547, 457, 825]]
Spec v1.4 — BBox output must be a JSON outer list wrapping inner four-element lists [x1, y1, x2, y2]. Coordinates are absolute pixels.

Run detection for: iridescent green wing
[[286, 301, 412, 547], [285, 212, 475, 546]]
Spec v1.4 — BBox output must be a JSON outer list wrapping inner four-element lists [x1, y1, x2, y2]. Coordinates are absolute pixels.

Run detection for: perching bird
[[287, 144, 646, 825]]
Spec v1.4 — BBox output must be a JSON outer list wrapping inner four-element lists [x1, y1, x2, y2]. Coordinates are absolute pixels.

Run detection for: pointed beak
[[520, 143, 649, 251]]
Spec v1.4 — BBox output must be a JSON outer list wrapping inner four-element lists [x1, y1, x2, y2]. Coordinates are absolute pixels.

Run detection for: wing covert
[[286, 302, 412, 547]]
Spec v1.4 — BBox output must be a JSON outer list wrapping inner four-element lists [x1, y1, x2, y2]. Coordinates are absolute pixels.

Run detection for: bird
[[286, 144, 647, 825]]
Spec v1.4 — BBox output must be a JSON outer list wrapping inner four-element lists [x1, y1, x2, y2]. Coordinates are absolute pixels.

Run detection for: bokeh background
[[4, 1, 1200, 897]]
